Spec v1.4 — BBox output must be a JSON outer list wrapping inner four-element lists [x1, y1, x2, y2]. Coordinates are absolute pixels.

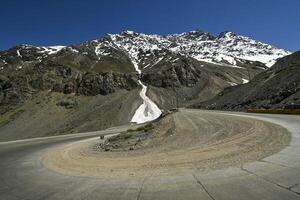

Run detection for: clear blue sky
[[1, 0, 299, 51]]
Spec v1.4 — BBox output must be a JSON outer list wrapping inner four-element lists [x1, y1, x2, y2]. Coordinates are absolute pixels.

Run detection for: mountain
[[0, 30, 289, 72], [193, 51, 300, 111], [0, 30, 291, 141], [95, 30, 289, 68]]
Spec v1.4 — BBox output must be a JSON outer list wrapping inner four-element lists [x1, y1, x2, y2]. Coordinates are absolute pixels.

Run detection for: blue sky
[[1, 0, 299, 51]]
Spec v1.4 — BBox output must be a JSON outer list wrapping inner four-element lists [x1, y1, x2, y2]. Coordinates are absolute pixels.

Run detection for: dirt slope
[[193, 52, 300, 111]]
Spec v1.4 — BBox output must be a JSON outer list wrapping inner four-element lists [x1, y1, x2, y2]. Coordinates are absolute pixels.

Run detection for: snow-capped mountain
[[0, 30, 290, 71], [92, 30, 290, 69]]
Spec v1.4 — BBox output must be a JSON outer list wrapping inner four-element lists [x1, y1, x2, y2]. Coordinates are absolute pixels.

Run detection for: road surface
[[0, 109, 299, 200]]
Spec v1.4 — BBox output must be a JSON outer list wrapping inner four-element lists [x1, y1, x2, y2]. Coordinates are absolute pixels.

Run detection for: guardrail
[[247, 108, 300, 115]]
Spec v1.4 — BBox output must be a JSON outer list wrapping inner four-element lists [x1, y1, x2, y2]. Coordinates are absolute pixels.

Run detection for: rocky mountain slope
[[193, 51, 300, 111], [0, 30, 291, 140], [94, 30, 288, 68]]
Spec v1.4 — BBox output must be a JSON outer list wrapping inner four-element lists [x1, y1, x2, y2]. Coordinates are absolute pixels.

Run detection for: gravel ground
[[42, 109, 290, 178]]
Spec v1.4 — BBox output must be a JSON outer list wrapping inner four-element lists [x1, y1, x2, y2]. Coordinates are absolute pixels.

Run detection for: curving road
[[0, 110, 300, 200]]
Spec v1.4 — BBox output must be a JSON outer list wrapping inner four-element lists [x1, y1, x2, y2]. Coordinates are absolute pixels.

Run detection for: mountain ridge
[[193, 51, 300, 111], [1, 30, 290, 70]]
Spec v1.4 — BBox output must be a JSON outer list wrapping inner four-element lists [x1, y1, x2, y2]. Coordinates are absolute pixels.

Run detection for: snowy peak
[[1, 44, 67, 60], [92, 30, 290, 69], [0, 44, 83, 70], [217, 31, 237, 38], [0, 29, 291, 71], [167, 29, 215, 41]]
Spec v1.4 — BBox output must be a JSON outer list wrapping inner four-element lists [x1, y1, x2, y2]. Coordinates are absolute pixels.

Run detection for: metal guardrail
[[247, 108, 300, 115]]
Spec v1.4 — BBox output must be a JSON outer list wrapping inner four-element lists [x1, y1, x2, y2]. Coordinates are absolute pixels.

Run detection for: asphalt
[[0, 110, 299, 200]]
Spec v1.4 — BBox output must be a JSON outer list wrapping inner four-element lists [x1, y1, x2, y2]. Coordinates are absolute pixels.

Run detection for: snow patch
[[121, 43, 162, 124], [131, 80, 162, 124], [95, 45, 111, 59], [228, 82, 237, 86], [131, 59, 141, 74], [172, 58, 180, 63], [39, 45, 66, 55], [215, 54, 236, 65], [144, 63, 150, 68], [238, 54, 282, 67], [17, 50, 22, 58], [152, 57, 163, 66], [242, 78, 249, 84], [68, 47, 79, 53]]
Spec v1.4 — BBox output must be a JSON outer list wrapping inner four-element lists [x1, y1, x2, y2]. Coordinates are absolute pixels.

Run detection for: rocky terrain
[[0, 30, 291, 140], [193, 51, 300, 111], [0, 45, 141, 141]]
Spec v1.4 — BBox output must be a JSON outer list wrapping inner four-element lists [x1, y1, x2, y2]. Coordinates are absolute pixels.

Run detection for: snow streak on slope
[[125, 47, 161, 124], [131, 80, 162, 124], [93, 31, 162, 123], [109, 36, 163, 123]]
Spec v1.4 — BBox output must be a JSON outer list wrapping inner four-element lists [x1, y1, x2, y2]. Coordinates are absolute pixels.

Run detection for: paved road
[[0, 110, 299, 200]]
